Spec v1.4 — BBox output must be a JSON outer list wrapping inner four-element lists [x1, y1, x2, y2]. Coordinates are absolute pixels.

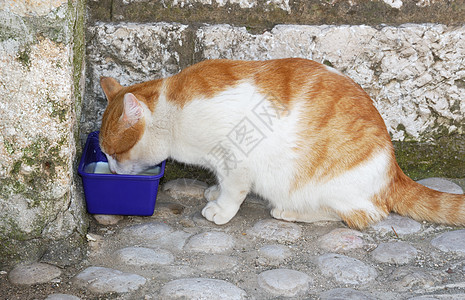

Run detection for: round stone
[[247, 219, 302, 243], [196, 255, 238, 273], [417, 178, 464, 194], [163, 178, 209, 199], [72, 266, 146, 293], [257, 245, 291, 266], [371, 241, 418, 264], [45, 294, 81, 300], [152, 230, 192, 251], [114, 247, 174, 266], [320, 288, 375, 300], [159, 278, 247, 299], [122, 222, 173, 240], [371, 214, 421, 235], [8, 263, 62, 285], [390, 268, 436, 291], [258, 268, 311, 297], [184, 231, 235, 253], [317, 254, 378, 285], [318, 228, 365, 252], [93, 214, 124, 225], [431, 229, 465, 254]]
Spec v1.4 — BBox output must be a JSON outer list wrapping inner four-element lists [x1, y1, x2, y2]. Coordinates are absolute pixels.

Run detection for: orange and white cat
[[99, 58, 465, 229]]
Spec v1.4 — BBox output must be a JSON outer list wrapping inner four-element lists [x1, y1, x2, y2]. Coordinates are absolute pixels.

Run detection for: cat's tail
[[388, 163, 465, 226]]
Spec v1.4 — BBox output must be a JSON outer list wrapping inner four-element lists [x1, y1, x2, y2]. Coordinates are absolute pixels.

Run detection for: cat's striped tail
[[389, 163, 465, 226]]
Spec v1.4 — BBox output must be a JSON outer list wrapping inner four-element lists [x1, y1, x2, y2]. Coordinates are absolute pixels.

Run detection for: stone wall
[[0, 0, 87, 266], [84, 0, 465, 179]]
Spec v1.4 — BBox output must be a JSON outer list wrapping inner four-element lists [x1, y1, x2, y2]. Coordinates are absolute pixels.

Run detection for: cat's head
[[99, 77, 155, 175]]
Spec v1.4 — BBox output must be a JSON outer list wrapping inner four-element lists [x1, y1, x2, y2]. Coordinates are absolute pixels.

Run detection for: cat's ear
[[122, 93, 143, 127], [100, 77, 123, 102]]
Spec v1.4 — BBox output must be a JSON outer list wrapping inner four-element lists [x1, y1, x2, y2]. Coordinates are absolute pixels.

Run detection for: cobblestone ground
[[3, 177, 465, 299]]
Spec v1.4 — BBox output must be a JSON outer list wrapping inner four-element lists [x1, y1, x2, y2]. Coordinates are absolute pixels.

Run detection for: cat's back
[[164, 58, 336, 106]]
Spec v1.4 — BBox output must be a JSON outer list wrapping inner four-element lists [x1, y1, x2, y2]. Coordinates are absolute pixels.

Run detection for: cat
[[98, 58, 465, 229]]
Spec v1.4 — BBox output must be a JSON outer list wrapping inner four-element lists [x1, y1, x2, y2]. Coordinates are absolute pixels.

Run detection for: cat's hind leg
[[271, 207, 341, 223], [202, 175, 250, 225], [336, 205, 389, 230]]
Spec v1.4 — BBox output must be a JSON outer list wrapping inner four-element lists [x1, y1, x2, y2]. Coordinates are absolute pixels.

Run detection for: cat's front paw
[[201, 201, 237, 225]]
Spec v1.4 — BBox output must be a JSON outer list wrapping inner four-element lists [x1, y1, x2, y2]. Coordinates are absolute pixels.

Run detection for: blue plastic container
[[78, 131, 165, 216]]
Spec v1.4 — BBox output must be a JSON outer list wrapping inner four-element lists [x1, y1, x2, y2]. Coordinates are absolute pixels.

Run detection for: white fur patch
[[261, 148, 391, 220], [168, 81, 296, 172]]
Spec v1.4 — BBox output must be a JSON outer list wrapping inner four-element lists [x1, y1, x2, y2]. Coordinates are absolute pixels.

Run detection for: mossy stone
[[394, 135, 465, 180]]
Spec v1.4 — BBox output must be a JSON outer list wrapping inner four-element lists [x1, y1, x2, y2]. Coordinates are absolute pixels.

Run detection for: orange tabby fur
[[99, 58, 465, 229]]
